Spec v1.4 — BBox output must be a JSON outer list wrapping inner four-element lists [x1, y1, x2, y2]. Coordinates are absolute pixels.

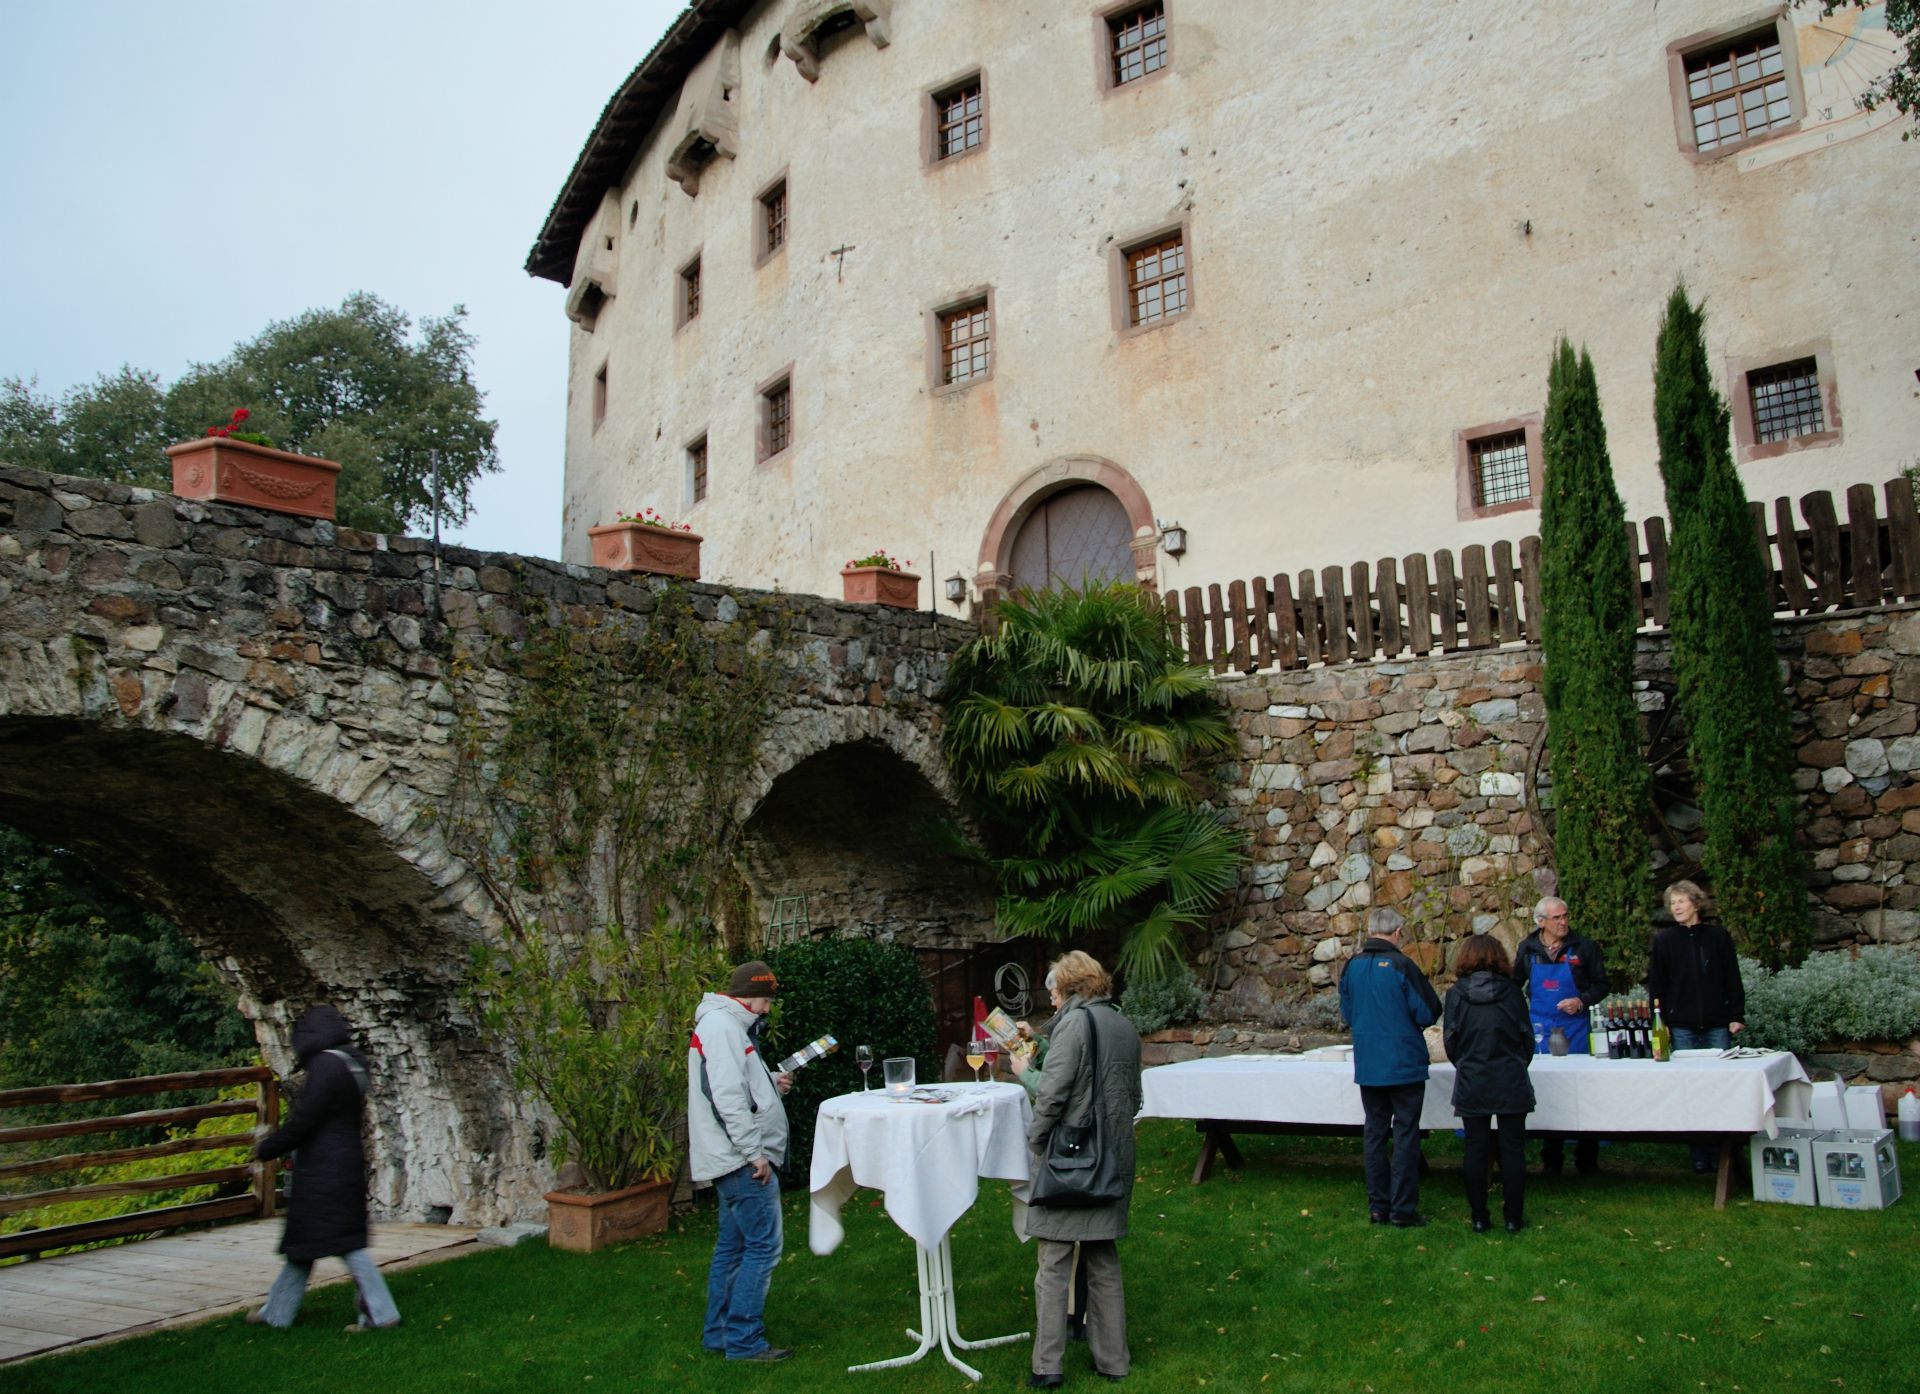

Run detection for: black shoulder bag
[[1028, 1005, 1127, 1208]]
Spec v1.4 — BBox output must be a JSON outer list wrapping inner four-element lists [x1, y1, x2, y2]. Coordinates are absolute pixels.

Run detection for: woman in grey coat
[[1014, 951, 1143, 1389]]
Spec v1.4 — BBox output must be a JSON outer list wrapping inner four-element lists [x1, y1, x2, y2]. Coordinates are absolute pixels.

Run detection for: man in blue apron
[[1511, 897, 1610, 1174]]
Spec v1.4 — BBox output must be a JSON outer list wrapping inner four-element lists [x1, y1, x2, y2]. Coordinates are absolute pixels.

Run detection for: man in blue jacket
[[1338, 907, 1443, 1227]]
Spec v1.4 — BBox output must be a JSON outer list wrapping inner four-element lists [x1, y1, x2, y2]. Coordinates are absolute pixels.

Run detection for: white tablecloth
[[1137, 1050, 1812, 1137], [808, 1083, 1033, 1255]]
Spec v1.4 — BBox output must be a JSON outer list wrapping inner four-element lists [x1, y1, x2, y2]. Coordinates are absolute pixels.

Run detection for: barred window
[[1748, 359, 1824, 443], [1471, 431, 1532, 508], [680, 257, 701, 323], [762, 378, 791, 459], [1109, 4, 1167, 87], [1686, 31, 1792, 152], [762, 182, 787, 256], [1126, 232, 1187, 326], [689, 436, 708, 503], [940, 300, 991, 385], [935, 79, 984, 159]]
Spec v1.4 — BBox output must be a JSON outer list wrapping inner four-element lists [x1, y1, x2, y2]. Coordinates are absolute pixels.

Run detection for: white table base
[[846, 1234, 1028, 1381]]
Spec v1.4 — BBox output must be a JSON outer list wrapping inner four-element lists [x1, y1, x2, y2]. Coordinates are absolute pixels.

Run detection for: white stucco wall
[[557, 0, 1918, 607]]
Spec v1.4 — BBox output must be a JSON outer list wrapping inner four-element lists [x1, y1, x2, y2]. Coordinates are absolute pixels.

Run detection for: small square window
[[688, 435, 709, 504], [1454, 416, 1543, 521], [759, 375, 792, 461], [679, 256, 702, 326], [940, 299, 991, 386], [760, 180, 787, 260], [935, 78, 984, 160], [1471, 432, 1532, 508], [1748, 358, 1824, 443], [1108, 3, 1168, 87], [1125, 232, 1187, 327], [1668, 19, 1801, 159], [592, 362, 608, 431]]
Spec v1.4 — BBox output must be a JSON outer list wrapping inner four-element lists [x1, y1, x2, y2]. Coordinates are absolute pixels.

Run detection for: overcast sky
[[0, 0, 687, 559]]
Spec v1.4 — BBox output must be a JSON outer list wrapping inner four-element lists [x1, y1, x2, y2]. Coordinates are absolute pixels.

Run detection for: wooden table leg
[[1714, 1137, 1735, 1209], [1190, 1124, 1246, 1184], [1192, 1127, 1219, 1184]]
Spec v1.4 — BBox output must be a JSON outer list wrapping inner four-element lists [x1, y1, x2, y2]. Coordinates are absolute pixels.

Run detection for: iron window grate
[[1749, 359, 1824, 442], [1472, 431, 1532, 507]]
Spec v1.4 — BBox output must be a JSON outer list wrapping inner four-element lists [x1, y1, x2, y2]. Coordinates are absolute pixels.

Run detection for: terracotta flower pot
[[841, 564, 921, 609], [588, 521, 703, 579], [544, 1177, 671, 1252], [165, 437, 342, 522]]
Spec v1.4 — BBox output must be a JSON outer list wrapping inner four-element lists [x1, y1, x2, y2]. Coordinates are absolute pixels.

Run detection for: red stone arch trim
[[976, 455, 1159, 596]]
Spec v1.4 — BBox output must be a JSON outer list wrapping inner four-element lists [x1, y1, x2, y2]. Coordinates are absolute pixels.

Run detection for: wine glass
[[965, 1038, 986, 1084], [855, 1044, 874, 1091], [981, 1044, 999, 1083]]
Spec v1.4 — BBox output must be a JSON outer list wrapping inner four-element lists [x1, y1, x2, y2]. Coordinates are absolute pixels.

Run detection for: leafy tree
[[0, 827, 253, 1091], [1653, 285, 1812, 967], [0, 293, 498, 534], [1806, 1, 1919, 134], [941, 581, 1245, 981], [1538, 339, 1656, 980]]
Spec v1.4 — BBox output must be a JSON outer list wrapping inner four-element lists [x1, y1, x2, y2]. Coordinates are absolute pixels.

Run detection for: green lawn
[[11, 1121, 1918, 1394]]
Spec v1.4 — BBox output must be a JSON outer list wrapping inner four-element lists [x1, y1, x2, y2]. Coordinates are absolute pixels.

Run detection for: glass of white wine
[[965, 1038, 986, 1084], [855, 1044, 874, 1091]]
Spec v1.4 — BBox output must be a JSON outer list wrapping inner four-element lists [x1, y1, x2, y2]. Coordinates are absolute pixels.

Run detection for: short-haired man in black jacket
[[1511, 896, 1610, 1174]]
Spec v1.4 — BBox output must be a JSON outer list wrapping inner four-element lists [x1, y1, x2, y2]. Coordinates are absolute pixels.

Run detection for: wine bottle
[[1588, 1004, 1603, 1056], [1606, 1003, 1623, 1060], [1652, 999, 1670, 1061], [1635, 1003, 1652, 1059]]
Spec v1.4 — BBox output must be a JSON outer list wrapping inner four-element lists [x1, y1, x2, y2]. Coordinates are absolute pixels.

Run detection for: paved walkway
[[0, 1219, 478, 1364]]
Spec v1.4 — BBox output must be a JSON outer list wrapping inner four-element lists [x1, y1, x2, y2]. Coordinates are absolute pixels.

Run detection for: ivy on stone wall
[[1539, 338, 1655, 979], [447, 583, 795, 1189]]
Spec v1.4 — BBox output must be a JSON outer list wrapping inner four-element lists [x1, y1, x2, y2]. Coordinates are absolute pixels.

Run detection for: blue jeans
[[705, 1165, 783, 1358], [259, 1249, 399, 1329], [1360, 1083, 1425, 1222], [1671, 1027, 1734, 1169]]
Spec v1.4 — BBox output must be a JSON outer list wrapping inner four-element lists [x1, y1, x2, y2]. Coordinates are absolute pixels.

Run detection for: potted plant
[[166, 408, 342, 522], [588, 506, 702, 579], [468, 912, 723, 1251], [841, 549, 921, 609]]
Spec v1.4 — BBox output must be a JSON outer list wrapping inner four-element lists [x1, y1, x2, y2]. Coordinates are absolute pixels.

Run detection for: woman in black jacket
[[1443, 935, 1536, 1233], [249, 1005, 400, 1330]]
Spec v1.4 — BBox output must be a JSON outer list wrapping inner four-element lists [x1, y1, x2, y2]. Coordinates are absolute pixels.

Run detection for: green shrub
[[1121, 963, 1205, 1034], [764, 937, 937, 1183], [1738, 947, 1920, 1056], [1271, 992, 1347, 1035]]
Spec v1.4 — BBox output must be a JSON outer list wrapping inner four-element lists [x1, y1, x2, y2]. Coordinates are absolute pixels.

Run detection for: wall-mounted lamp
[[944, 573, 969, 605], [1158, 519, 1187, 556]]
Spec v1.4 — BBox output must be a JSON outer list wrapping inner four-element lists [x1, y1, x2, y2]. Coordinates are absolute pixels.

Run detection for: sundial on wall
[[1738, 3, 1907, 171]]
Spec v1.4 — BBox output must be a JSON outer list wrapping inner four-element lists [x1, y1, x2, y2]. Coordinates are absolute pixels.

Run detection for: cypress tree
[[1539, 339, 1654, 979], [1653, 284, 1811, 967]]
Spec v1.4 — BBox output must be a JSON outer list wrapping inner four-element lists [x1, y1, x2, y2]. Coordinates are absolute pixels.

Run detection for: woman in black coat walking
[[249, 1005, 400, 1330], [1443, 935, 1537, 1234]]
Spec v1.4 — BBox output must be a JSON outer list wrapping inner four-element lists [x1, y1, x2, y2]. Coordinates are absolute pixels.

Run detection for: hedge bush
[[1738, 947, 1920, 1056], [764, 937, 937, 1183], [1121, 963, 1205, 1034]]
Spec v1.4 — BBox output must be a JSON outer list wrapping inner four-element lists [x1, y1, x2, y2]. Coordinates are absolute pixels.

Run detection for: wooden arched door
[[1008, 485, 1133, 592]]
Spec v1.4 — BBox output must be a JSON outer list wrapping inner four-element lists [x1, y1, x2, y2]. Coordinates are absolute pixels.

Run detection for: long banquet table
[[1137, 1049, 1813, 1207]]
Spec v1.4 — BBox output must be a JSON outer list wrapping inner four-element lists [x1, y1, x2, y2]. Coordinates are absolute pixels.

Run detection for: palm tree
[[941, 581, 1245, 980]]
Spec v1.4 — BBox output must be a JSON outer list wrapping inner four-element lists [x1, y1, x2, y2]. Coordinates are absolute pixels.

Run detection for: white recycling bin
[[1749, 1126, 1825, 1206]]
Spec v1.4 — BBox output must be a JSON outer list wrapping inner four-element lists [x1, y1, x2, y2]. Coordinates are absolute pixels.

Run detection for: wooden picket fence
[[1164, 477, 1920, 676]]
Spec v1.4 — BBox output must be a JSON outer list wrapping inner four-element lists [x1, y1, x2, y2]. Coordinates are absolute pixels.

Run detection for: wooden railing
[[1165, 477, 1920, 675], [0, 1065, 279, 1260]]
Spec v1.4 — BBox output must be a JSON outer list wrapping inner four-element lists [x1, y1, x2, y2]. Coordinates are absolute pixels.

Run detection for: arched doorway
[[977, 456, 1159, 600], [1008, 484, 1134, 592]]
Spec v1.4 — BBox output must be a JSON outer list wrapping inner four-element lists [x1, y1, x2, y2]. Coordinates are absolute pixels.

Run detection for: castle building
[[529, 1, 1916, 610]]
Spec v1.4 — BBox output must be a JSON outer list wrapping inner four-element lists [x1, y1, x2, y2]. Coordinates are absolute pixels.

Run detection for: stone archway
[[976, 455, 1160, 599], [0, 715, 534, 1226]]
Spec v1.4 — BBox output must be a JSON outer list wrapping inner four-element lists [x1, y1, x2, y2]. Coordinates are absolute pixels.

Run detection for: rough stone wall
[[0, 466, 970, 1222], [1203, 606, 1920, 1021]]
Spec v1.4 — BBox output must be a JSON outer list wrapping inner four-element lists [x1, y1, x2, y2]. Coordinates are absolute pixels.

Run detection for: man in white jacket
[[689, 960, 793, 1362]]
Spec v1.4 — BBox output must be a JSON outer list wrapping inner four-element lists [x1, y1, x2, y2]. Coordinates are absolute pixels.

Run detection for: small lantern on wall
[[944, 573, 969, 606], [1158, 519, 1187, 556]]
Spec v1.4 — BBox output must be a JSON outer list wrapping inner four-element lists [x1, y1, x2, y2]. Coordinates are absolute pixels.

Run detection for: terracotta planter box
[[842, 565, 921, 609], [544, 1177, 671, 1252], [165, 437, 342, 522], [588, 521, 703, 579]]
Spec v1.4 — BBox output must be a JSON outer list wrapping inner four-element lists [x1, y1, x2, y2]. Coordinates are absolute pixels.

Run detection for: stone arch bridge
[[0, 466, 988, 1224]]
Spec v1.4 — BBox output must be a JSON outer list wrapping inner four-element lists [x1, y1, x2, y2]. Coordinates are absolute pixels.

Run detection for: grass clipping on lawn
[[11, 1123, 1919, 1394]]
